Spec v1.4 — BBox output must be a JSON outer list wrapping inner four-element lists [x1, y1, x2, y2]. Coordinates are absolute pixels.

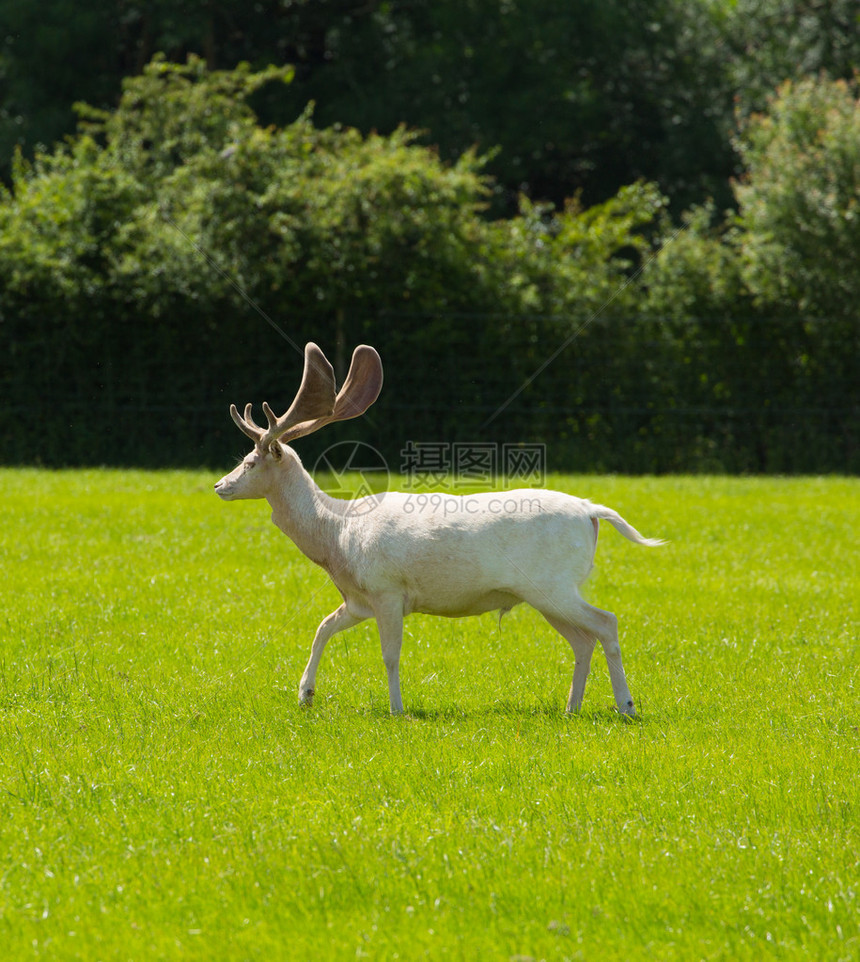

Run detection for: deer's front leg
[[299, 604, 364, 705], [373, 596, 406, 715]]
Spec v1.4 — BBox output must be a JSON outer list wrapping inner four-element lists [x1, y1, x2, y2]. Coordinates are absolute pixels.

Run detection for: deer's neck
[[265, 458, 346, 572]]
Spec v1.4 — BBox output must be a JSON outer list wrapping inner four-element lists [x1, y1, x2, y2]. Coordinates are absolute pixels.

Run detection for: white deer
[[215, 342, 663, 716]]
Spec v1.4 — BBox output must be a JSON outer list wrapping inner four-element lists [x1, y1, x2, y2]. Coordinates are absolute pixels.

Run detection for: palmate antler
[[230, 342, 383, 451]]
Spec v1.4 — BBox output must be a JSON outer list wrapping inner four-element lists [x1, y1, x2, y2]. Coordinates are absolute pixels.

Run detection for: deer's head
[[214, 342, 383, 501]]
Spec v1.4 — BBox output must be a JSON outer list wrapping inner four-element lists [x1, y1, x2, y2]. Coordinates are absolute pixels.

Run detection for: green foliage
[[734, 75, 860, 322], [643, 204, 747, 321], [491, 182, 666, 317], [722, 0, 860, 116], [632, 75, 860, 475], [83, 55, 295, 184], [1, 470, 858, 958]]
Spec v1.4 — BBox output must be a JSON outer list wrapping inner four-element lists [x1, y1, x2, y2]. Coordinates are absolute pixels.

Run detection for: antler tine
[[230, 402, 264, 442], [256, 342, 336, 449], [243, 403, 266, 433]]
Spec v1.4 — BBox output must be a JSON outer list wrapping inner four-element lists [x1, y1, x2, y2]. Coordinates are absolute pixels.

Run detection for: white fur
[[215, 443, 663, 715]]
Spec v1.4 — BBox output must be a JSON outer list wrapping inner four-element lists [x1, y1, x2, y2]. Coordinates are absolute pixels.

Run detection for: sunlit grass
[[0, 469, 857, 959]]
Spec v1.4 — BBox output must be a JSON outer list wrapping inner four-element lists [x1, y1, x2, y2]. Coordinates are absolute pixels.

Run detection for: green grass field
[[1, 469, 857, 960]]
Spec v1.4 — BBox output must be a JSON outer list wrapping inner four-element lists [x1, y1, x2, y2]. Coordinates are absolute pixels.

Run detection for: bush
[[0, 56, 662, 467], [734, 75, 860, 324]]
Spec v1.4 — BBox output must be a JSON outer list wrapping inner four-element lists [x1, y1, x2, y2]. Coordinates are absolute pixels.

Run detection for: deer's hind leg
[[543, 601, 635, 716]]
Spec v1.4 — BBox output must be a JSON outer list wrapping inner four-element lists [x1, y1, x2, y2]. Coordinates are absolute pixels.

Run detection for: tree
[[278, 0, 733, 211], [0, 1, 732, 211], [722, 0, 860, 116]]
